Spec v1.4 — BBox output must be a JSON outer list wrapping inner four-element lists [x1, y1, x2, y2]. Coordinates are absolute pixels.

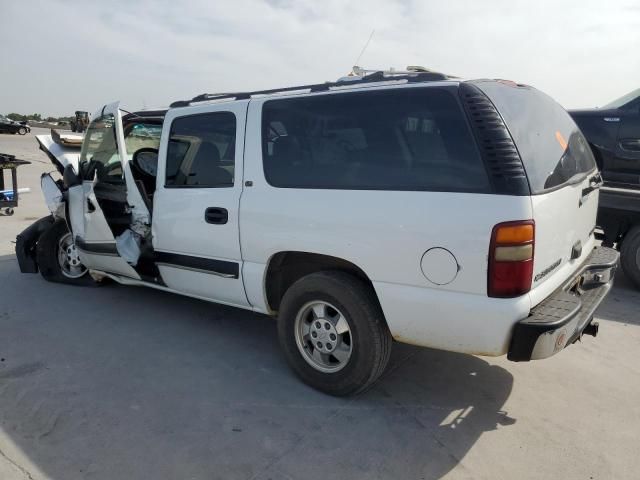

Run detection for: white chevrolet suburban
[[17, 69, 619, 395]]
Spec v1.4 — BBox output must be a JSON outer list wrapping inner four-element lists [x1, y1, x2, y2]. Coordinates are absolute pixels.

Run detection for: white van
[[17, 70, 619, 395]]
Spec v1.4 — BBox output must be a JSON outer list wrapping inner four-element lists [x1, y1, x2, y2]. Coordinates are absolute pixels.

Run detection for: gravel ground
[[0, 128, 639, 480]]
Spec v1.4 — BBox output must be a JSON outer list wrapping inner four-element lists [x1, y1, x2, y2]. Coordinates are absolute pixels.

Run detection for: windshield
[[602, 88, 640, 109], [124, 122, 162, 158], [79, 113, 122, 181]]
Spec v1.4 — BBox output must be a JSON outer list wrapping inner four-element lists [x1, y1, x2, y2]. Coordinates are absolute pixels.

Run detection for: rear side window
[[165, 112, 236, 188], [262, 88, 490, 192], [476, 82, 596, 193]]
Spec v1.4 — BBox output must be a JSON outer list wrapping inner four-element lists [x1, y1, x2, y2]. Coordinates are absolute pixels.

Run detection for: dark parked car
[[0, 115, 30, 135], [570, 90, 640, 290], [569, 89, 640, 188]]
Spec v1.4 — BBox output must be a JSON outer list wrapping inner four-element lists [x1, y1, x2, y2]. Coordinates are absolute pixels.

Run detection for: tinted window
[[262, 88, 490, 192], [166, 112, 236, 187], [477, 81, 596, 193]]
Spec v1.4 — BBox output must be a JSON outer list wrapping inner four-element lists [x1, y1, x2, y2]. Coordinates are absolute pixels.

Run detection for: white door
[[152, 101, 250, 307], [68, 102, 144, 279]]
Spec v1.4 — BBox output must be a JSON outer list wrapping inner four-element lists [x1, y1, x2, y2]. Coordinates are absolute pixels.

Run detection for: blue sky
[[1, 0, 638, 116]]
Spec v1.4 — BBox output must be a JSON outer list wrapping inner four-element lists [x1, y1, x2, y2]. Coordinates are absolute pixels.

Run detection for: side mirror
[[132, 148, 159, 177]]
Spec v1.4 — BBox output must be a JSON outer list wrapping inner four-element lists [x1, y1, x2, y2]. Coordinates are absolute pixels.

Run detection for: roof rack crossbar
[[169, 70, 450, 108]]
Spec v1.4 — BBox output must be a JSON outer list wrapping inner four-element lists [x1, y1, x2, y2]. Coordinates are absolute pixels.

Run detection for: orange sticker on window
[[555, 131, 568, 151]]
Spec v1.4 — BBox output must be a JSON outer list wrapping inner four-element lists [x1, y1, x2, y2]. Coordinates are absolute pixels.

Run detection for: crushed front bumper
[[15, 215, 55, 273], [508, 246, 619, 361]]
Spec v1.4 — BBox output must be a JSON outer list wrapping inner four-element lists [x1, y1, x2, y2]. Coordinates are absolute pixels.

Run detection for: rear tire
[[36, 220, 93, 285], [18, 127, 27, 135], [277, 271, 391, 396], [621, 226, 640, 289]]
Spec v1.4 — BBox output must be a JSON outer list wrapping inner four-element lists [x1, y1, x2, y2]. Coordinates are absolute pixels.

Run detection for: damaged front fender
[[41, 172, 66, 218], [35, 131, 81, 175]]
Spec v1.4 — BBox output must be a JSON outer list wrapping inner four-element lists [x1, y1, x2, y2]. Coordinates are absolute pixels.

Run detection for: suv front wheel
[[278, 271, 392, 396], [36, 219, 92, 285]]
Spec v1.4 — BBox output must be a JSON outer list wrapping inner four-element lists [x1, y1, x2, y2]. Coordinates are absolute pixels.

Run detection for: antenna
[[353, 29, 375, 69]]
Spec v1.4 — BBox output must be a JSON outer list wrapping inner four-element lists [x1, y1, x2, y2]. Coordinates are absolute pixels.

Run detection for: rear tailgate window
[[475, 81, 596, 193]]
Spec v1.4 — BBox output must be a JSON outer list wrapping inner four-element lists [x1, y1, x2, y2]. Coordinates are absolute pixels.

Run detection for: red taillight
[[488, 220, 535, 298]]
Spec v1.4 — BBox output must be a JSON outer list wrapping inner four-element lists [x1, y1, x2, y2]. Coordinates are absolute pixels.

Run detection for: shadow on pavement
[[0, 254, 514, 480], [596, 269, 640, 326]]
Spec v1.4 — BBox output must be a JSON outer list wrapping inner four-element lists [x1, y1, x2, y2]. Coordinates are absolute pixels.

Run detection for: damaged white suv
[[17, 70, 618, 395]]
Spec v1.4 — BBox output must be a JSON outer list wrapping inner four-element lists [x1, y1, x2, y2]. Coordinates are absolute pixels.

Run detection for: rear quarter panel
[[528, 184, 598, 307]]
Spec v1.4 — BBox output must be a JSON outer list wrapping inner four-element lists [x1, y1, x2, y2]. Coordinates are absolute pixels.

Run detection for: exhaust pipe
[[583, 321, 599, 337]]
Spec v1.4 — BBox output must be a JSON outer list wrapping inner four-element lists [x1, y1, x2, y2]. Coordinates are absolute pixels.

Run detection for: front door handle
[[204, 207, 228, 224]]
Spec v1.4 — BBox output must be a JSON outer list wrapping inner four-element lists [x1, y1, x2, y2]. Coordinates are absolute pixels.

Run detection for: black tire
[[621, 226, 640, 289], [36, 220, 94, 285], [278, 271, 392, 396], [18, 127, 27, 135]]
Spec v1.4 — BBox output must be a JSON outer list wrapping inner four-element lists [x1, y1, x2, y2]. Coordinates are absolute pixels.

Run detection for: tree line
[[5, 113, 74, 124]]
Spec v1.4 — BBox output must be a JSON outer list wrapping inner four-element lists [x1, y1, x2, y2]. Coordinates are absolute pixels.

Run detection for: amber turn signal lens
[[495, 224, 534, 244]]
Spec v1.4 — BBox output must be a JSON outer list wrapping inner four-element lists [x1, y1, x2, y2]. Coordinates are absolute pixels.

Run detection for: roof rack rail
[[169, 68, 452, 108]]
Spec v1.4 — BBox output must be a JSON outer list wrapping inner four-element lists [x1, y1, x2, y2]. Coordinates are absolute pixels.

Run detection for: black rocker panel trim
[[74, 236, 119, 256], [74, 237, 238, 279], [154, 251, 239, 278]]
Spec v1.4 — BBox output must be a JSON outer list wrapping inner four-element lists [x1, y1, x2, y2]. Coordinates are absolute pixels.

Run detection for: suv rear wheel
[[621, 226, 640, 288], [278, 271, 391, 396]]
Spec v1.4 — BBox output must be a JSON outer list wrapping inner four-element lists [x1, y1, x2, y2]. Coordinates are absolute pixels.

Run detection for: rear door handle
[[204, 207, 228, 225]]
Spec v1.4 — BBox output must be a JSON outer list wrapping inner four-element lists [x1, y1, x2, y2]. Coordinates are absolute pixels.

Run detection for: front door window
[[79, 114, 122, 182]]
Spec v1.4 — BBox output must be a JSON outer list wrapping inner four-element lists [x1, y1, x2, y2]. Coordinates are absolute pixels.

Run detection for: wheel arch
[[263, 251, 384, 315]]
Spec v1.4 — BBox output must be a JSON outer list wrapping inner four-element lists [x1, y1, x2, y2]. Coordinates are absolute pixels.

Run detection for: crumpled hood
[[35, 131, 81, 174]]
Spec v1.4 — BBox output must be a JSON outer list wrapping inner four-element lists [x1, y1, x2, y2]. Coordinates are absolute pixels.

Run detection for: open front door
[[67, 102, 149, 279]]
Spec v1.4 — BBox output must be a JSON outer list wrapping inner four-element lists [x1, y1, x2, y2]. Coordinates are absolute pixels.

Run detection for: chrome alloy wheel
[[57, 232, 87, 279], [294, 301, 353, 373]]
